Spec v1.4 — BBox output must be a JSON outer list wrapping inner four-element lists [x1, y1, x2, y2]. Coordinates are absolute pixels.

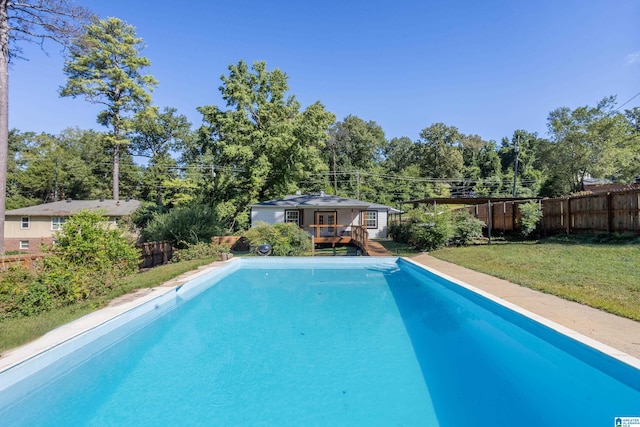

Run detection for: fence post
[[487, 199, 492, 244], [162, 242, 169, 265], [566, 198, 571, 234], [606, 192, 614, 233]]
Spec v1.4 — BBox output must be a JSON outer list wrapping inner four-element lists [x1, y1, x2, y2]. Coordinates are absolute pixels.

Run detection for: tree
[[60, 17, 157, 201], [130, 106, 192, 206], [383, 137, 417, 174], [0, 0, 92, 253], [196, 60, 334, 230], [544, 96, 638, 194], [498, 130, 546, 197], [416, 122, 464, 179], [324, 115, 387, 195], [6, 129, 39, 208], [7, 128, 140, 205]]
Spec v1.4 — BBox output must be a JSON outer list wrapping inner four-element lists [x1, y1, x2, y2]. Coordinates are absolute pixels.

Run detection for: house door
[[316, 212, 336, 237]]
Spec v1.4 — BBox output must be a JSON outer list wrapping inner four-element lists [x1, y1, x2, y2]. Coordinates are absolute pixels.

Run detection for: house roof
[[250, 194, 401, 213], [5, 199, 142, 217]]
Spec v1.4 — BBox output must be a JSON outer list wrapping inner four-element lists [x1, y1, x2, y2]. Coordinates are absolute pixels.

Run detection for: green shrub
[[131, 203, 168, 229], [452, 211, 485, 246], [409, 207, 454, 251], [172, 242, 230, 262], [40, 210, 140, 303], [519, 201, 543, 237], [142, 204, 224, 249], [390, 207, 461, 251], [243, 222, 312, 256], [0, 266, 51, 320], [389, 221, 412, 244]]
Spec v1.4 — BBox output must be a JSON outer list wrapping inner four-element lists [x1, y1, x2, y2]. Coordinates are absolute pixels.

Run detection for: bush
[[243, 222, 312, 256], [131, 203, 168, 229], [172, 242, 230, 262], [0, 266, 51, 320], [388, 221, 412, 244], [519, 201, 543, 237], [452, 211, 485, 246], [142, 204, 224, 249], [0, 210, 141, 320], [40, 210, 140, 303], [409, 207, 454, 251]]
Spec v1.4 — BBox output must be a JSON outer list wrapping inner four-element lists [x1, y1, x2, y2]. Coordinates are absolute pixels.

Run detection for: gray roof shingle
[[5, 199, 141, 217], [250, 194, 400, 213]]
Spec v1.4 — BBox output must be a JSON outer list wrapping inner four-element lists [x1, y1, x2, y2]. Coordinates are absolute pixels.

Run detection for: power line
[[614, 90, 640, 113]]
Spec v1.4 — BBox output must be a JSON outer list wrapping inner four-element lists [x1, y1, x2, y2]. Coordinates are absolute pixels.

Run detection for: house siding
[[4, 199, 141, 254], [251, 206, 390, 238], [5, 216, 57, 239]]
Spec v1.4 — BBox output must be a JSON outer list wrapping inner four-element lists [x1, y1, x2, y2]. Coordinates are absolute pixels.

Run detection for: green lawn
[[431, 238, 640, 321]]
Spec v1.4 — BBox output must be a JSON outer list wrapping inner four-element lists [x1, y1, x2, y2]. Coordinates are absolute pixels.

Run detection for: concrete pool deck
[[411, 253, 640, 360]]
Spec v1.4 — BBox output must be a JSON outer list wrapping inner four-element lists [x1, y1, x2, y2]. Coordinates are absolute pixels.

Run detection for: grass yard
[[431, 237, 640, 321]]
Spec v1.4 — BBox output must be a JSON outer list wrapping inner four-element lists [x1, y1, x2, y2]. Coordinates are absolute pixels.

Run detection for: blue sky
[[8, 0, 639, 144]]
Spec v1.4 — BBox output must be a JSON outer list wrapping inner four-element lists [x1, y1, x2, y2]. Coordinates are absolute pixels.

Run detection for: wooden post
[[606, 192, 614, 234], [487, 199, 492, 244], [566, 197, 572, 234], [162, 242, 169, 265]]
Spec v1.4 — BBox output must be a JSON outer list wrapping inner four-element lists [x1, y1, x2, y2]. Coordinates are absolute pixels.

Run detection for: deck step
[[365, 241, 392, 256]]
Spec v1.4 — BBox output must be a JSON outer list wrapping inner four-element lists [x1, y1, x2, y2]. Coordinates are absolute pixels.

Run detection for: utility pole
[[54, 157, 59, 201], [512, 135, 520, 197]]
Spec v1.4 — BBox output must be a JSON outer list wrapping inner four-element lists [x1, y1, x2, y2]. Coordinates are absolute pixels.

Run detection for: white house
[[4, 198, 141, 253], [249, 193, 400, 244]]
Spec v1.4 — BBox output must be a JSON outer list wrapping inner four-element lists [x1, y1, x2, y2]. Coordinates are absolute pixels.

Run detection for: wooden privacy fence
[[465, 200, 529, 233], [0, 242, 174, 272], [211, 236, 249, 251], [0, 254, 45, 271], [138, 241, 174, 268], [461, 188, 640, 235], [543, 189, 640, 234]]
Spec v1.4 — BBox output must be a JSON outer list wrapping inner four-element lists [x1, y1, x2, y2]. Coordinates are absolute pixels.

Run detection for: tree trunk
[[113, 115, 120, 201], [0, 0, 9, 254], [113, 142, 119, 201]]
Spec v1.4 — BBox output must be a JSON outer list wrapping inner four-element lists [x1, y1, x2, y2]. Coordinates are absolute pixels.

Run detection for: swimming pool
[[1, 257, 639, 426]]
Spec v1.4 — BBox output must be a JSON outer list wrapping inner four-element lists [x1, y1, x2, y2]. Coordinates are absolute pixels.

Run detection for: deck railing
[[351, 225, 369, 254], [308, 224, 347, 238]]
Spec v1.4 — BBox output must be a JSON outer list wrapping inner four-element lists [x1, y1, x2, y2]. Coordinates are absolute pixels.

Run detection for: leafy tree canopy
[[196, 60, 335, 230]]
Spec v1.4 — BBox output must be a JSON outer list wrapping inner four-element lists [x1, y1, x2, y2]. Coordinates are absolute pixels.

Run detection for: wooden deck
[[313, 236, 352, 245], [312, 236, 391, 256], [310, 224, 391, 256], [364, 241, 392, 256]]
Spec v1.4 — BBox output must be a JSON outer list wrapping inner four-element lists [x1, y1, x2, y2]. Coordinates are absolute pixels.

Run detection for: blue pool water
[[1, 257, 639, 426]]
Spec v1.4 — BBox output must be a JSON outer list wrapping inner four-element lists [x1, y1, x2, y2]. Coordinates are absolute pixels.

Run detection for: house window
[[19, 240, 29, 250], [20, 217, 30, 229], [51, 216, 66, 231], [364, 211, 378, 229], [285, 210, 300, 226]]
